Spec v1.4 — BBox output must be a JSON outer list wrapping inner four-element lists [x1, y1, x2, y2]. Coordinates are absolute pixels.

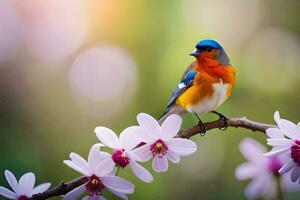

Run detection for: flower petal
[[82, 195, 107, 200], [161, 114, 182, 139], [32, 183, 51, 195], [267, 138, 293, 147], [0, 186, 16, 199], [123, 151, 137, 162], [88, 144, 109, 171], [130, 144, 152, 162], [19, 172, 35, 197], [70, 153, 90, 175], [266, 128, 284, 138], [279, 120, 299, 139], [137, 113, 161, 138], [264, 147, 290, 158], [4, 170, 19, 193], [274, 111, 298, 139], [240, 138, 266, 163], [274, 111, 280, 122], [94, 158, 115, 177], [129, 161, 153, 183], [95, 126, 121, 149], [100, 152, 112, 160], [101, 175, 134, 194], [120, 126, 144, 150], [166, 149, 180, 163], [291, 166, 300, 182], [279, 159, 296, 174], [245, 176, 270, 199], [166, 138, 197, 156], [281, 171, 300, 192], [63, 160, 90, 176], [63, 184, 86, 200], [108, 188, 128, 200], [152, 156, 168, 173], [235, 163, 258, 180]]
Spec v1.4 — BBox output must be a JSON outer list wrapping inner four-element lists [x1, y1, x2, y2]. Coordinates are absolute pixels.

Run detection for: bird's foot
[[194, 112, 206, 136], [197, 120, 206, 136], [212, 111, 228, 130]]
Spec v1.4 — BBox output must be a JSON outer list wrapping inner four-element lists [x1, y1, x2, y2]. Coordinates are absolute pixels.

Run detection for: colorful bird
[[159, 39, 236, 131]]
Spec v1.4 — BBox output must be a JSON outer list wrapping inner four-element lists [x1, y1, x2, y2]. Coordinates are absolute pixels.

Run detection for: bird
[[159, 39, 236, 132]]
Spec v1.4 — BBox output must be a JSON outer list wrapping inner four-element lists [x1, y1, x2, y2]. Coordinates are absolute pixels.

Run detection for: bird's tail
[[158, 106, 186, 123]]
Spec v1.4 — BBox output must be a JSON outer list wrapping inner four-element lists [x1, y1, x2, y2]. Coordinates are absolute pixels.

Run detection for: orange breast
[[175, 62, 236, 110]]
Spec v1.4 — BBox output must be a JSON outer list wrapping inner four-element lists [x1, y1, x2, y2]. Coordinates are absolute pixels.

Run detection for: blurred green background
[[1, 0, 300, 199]]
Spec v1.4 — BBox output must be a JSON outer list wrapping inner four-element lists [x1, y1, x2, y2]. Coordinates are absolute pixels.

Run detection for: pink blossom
[[264, 111, 300, 183], [131, 113, 197, 173], [236, 138, 300, 199], [0, 170, 51, 200], [95, 126, 153, 183], [63, 144, 134, 200]]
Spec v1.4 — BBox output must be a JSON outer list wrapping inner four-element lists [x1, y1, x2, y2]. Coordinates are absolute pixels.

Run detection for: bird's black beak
[[190, 49, 200, 57]]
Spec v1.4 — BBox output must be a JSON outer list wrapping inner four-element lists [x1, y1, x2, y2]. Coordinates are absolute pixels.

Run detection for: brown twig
[[30, 116, 275, 200], [30, 176, 88, 200], [177, 117, 275, 138]]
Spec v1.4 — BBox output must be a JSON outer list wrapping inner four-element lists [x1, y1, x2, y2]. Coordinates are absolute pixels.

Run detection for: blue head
[[196, 39, 222, 49], [190, 39, 231, 66]]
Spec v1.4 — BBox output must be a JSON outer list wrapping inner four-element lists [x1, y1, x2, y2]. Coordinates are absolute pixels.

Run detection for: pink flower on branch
[[0, 170, 51, 200], [132, 113, 197, 173], [264, 111, 300, 183], [236, 138, 300, 199], [63, 144, 134, 200], [95, 126, 153, 183]]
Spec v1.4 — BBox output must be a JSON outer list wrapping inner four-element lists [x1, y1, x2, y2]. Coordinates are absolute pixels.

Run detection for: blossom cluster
[[0, 113, 197, 200], [236, 111, 300, 199], [1, 111, 300, 200]]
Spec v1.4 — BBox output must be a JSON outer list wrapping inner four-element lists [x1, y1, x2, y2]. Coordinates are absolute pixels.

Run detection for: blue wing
[[166, 69, 198, 108]]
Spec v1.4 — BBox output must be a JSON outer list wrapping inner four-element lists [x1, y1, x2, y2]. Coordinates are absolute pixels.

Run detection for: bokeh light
[[0, 0, 22, 63], [179, 135, 224, 180], [241, 27, 300, 94], [183, 0, 262, 48], [69, 46, 137, 119], [1, 1, 300, 200], [13, 0, 88, 62]]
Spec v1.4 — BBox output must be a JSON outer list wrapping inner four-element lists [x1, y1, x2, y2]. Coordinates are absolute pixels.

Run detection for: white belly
[[186, 81, 230, 114]]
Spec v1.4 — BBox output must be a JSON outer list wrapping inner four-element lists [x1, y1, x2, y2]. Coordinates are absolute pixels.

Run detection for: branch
[[30, 116, 275, 200], [177, 117, 275, 138], [30, 176, 88, 200]]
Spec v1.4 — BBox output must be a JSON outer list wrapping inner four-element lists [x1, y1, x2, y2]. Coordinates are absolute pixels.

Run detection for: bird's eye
[[206, 46, 212, 52]]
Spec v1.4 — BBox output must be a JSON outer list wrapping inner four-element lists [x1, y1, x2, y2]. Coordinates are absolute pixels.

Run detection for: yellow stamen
[[121, 152, 126, 158], [91, 179, 99, 186], [156, 143, 163, 152]]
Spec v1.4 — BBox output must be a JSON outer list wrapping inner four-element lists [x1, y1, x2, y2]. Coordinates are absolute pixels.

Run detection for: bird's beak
[[190, 49, 200, 57]]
